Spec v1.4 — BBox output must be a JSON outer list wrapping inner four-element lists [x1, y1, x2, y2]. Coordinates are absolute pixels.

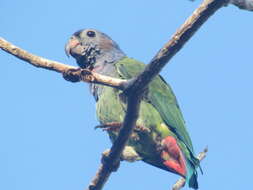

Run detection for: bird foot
[[121, 146, 142, 162], [95, 122, 122, 132], [95, 122, 151, 134], [95, 122, 150, 141], [103, 147, 142, 164], [62, 68, 82, 82]]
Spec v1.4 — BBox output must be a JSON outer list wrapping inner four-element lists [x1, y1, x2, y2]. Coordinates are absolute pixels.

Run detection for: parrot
[[64, 29, 200, 189]]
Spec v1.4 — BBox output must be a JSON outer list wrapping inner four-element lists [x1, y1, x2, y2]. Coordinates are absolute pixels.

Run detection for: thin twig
[[172, 148, 208, 190], [0, 38, 127, 90], [88, 0, 227, 189]]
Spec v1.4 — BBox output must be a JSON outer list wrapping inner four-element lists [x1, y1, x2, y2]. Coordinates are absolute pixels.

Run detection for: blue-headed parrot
[[64, 29, 200, 189]]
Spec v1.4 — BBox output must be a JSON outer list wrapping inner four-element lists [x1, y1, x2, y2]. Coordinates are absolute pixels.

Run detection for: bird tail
[[185, 159, 199, 189]]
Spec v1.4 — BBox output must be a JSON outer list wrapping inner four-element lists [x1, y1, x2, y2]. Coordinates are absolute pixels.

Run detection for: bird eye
[[87, 31, 96, 37]]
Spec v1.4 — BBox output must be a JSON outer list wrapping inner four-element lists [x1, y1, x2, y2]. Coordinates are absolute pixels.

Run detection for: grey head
[[65, 29, 126, 70]]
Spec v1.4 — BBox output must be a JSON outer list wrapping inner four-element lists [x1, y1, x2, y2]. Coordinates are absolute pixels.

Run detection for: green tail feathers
[[185, 161, 198, 189], [186, 156, 201, 189], [189, 173, 198, 189]]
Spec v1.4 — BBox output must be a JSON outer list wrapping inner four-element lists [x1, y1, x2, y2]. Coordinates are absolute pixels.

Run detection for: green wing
[[115, 57, 194, 153]]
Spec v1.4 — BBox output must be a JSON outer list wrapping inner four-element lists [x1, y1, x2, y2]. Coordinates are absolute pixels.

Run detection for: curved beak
[[64, 36, 81, 58]]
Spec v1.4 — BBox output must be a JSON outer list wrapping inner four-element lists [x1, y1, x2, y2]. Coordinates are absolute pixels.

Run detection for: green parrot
[[64, 29, 200, 189]]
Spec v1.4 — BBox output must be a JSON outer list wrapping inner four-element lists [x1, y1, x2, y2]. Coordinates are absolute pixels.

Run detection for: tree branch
[[124, 0, 229, 96], [172, 148, 208, 190], [0, 38, 127, 90]]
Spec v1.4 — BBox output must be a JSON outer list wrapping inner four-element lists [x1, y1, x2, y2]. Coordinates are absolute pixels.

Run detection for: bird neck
[[89, 49, 125, 102], [92, 48, 126, 75]]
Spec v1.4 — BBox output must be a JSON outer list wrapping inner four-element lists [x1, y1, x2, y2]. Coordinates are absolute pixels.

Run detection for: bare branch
[[0, 38, 73, 72], [88, 95, 141, 190], [172, 148, 208, 190], [124, 0, 229, 96], [0, 38, 127, 90], [87, 0, 227, 190], [82, 71, 127, 90]]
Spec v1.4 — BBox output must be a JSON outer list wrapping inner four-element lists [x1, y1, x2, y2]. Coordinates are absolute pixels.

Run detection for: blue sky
[[1, 1, 253, 190]]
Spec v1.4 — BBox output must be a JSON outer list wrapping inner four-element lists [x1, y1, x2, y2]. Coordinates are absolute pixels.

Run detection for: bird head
[[65, 29, 124, 69]]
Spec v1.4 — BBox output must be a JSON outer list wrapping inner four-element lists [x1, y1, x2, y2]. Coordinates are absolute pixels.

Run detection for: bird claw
[[62, 68, 82, 82], [96, 122, 151, 142]]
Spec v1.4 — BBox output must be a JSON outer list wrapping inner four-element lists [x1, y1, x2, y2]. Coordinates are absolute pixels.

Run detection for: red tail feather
[[161, 136, 186, 176]]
